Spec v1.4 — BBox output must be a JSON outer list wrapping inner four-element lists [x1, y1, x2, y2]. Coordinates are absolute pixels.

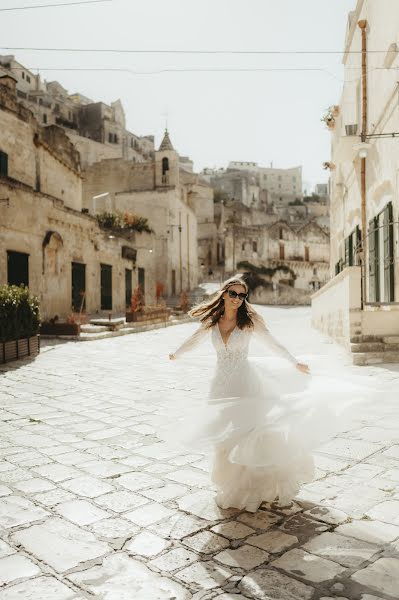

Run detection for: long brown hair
[[190, 277, 255, 329]]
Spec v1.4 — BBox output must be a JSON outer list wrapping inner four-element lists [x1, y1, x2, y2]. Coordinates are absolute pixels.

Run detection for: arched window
[[162, 157, 170, 184], [162, 157, 169, 175]]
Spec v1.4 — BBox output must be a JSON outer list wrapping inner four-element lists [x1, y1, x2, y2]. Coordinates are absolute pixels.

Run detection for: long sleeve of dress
[[172, 323, 209, 358], [253, 314, 298, 366]]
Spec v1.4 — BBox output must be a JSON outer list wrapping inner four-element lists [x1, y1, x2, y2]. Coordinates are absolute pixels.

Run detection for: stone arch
[[42, 231, 63, 275]]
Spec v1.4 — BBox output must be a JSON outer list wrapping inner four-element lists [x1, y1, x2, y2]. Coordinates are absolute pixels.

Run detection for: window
[[242, 242, 245, 251], [100, 264, 112, 310], [304, 246, 310, 261], [279, 227, 283, 239], [138, 267, 145, 295], [7, 251, 29, 287], [279, 242, 285, 260], [43, 114, 47, 124], [252, 241, 258, 253], [162, 157, 170, 184], [0, 151, 8, 177], [22, 72, 25, 79], [54, 103, 60, 113], [26, 75, 31, 83], [72, 263, 86, 312]]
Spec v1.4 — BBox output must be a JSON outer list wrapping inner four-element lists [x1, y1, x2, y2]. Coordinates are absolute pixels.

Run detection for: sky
[[1, 0, 356, 192]]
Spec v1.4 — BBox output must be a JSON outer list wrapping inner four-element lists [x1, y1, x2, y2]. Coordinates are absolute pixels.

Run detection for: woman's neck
[[223, 307, 238, 321]]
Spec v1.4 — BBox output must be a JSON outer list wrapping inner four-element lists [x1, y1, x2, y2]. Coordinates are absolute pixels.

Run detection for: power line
[[0, 0, 111, 12], [0, 45, 395, 55]]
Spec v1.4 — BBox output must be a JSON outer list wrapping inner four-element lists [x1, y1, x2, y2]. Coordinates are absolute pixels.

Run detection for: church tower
[[155, 129, 179, 188]]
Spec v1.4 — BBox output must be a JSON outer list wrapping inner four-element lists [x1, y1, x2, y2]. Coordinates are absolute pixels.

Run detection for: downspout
[[358, 19, 368, 308]]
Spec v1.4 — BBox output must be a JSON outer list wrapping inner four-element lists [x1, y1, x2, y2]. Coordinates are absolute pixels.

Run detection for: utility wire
[[0, 45, 396, 55], [0, 0, 112, 11]]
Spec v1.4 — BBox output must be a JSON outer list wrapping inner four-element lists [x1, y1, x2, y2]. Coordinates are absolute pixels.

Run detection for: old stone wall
[[0, 178, 156, 320]]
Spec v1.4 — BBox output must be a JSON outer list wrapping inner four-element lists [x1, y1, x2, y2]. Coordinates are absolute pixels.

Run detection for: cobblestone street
[[1, 306, 399, 600]]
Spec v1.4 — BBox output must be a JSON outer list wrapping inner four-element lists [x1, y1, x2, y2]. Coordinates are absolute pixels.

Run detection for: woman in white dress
[[168, 277, 315, 513]]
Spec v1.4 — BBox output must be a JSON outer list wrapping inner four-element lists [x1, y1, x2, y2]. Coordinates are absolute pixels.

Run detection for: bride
[[168, 277, 316, 513]]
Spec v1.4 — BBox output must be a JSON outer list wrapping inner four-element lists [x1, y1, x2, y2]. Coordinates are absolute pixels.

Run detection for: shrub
[[96, 211, 153, 234], [0, 285, 40, 342]]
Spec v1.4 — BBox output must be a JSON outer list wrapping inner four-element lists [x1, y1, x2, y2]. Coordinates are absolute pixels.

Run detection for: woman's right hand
[[169, 353, 176, 361], [296, 362, 310, 374]]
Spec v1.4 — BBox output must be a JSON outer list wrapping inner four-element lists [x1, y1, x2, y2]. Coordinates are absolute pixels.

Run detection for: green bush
[[0, 285, 40, 342]]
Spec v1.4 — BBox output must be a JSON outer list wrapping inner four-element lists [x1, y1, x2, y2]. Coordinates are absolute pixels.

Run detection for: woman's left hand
[[296, 362, 310, 374]]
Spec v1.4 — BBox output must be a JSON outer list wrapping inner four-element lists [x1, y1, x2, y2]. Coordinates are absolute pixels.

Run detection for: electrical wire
[[0, 45, 395, 54], [0, 0, 112, 11]]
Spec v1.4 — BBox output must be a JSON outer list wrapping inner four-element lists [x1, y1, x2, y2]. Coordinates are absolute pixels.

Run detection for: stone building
[[0, 74, 155, 320], [312, 0, 399, 362], [0, 55, 154, 167], [82, 130, 212, 296]]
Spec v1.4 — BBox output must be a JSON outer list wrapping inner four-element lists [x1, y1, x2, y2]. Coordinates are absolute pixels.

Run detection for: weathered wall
[[0, 179, 156, 319]]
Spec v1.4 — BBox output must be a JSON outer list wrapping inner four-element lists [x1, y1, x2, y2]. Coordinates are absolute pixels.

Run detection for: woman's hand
[[169, 354, 176, 361], [296, 362, 310, 374]]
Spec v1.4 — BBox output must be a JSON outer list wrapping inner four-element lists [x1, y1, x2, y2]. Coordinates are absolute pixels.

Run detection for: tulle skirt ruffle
[[158, 357, 371, 511]]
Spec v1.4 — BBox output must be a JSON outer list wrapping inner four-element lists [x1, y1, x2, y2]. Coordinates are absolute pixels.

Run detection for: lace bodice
[[172, 314, 297, 366]]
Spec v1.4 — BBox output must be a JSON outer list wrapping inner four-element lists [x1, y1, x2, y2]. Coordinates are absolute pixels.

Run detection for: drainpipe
[[358, 19, 368, 308]]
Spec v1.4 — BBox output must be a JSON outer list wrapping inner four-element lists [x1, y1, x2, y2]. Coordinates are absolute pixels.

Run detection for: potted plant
[[321, 105, 339, 130], [40, 314, 81, 336], [126, 284, 145, 322], [0, 285, 40, 364]]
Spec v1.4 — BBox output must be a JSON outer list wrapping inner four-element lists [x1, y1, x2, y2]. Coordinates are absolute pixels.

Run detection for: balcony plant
[[321, 105, 340, 129]]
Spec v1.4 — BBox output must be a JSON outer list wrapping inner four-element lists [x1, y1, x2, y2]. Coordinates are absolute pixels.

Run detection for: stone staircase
[[349, 335, 399, 365]]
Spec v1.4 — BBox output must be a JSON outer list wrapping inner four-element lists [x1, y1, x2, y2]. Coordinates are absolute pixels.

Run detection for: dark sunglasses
[[227, 289, 247, 300]]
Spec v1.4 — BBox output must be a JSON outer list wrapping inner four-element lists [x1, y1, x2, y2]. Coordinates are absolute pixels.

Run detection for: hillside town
[[2, 1, 399, 599]]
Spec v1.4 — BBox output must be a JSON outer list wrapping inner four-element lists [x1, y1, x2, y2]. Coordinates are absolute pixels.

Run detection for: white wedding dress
[[164, 315, 367, 513]]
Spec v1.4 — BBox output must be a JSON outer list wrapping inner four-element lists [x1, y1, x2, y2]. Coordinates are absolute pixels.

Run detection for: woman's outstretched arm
[[169, 323, 209, 359]]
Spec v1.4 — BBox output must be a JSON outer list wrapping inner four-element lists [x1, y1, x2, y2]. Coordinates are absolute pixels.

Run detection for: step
[[80, 324, 109, 334], [350, 335, 383, 344], [350, 343, 385, 353], [352, 351, 399, 366], [382, 336, 399, 345]]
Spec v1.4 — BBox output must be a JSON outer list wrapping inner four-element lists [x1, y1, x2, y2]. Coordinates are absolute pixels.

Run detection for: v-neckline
[[217, 323, 237, 347]]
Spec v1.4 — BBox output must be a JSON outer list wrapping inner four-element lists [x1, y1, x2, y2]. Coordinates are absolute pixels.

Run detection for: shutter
[[344, 237, 350, 267], [354, 226, 361, 265], [368, 218, 376, 302], [0, 151, 8, 177], [383, 202, 395, 302]]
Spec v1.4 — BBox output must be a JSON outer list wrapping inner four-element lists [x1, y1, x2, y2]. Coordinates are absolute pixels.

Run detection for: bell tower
[[155, 129, 179, 188]]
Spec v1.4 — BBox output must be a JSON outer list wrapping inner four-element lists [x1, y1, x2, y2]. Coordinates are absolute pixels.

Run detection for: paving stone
[[336, 519, 399, 544], [117, 471, 163, 492], [68, 552, 191, 599], [322, 485, 389, 517], [318, 438, 383, 460], [13, 478, 56, 494], [78, 460, 132, 478], [33, 488, 76, 507], [215, 545, 269, 570], [345, 464, 386, 479], [271, 548, 347, 583], [237, 511, 282, 530], [304, 506, 349, 525], [11, 517, 110, 572], [61, 476, 114, 497], [0, 554, 41, 585], [239, 568, 315, 600], [134, 442, 180, 460], [247, 530, 298, 553], [95, 490, 148, 512], [124, 502, 175, 527], [366, 500, 399, 524], [279, 513, 328, 541], [302, 531, 379, 568], [183, 531, 230, 554], [151, 513, 211, 540], [0, 468, 33, 483], [124, 531, 171, 557], [141, 483, 188, 502], [213, 595, 248, 600], [88, 517, 139, 540], [178, 490, 239, 521], [351, 557, 399, 598], [119, 455, 151, 468], [360, 596, 384, 600], [0, 486, 12, 497], [0, 576, 80, 600], [55, 499, 110, 525], [0, 495, 49, 528], [150, 547, 198, 571], [211, 521, 255, 540], [55, 451, 94, 466], [0, 540, 16, 558], [32, 464, 81, 482], [175, 560, 233, 590], [165, 468, 210, 487]]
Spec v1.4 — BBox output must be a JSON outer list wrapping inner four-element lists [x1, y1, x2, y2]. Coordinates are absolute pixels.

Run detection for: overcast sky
[[1, 0, 356, 192]]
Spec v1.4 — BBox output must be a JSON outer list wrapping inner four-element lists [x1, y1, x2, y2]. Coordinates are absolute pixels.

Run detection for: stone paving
[[1, 306, 399, 600]]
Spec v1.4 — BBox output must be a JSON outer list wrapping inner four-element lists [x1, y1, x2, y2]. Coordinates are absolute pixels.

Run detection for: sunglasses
[[227, 289, 247, 301]]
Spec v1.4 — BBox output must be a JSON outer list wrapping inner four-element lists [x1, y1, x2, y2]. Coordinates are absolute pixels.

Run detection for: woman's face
[[223, 284, 247, 310]]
